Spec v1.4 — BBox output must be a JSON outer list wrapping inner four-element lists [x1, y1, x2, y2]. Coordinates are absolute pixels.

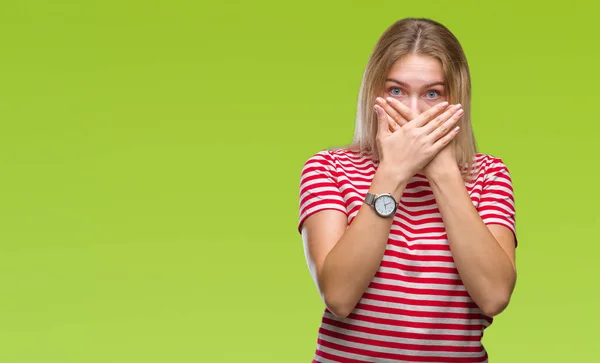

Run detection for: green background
[[0, 0, 598, 362]]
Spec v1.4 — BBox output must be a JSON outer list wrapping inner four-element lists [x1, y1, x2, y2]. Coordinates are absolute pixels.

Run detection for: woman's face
[[381, 54, 447, 116]]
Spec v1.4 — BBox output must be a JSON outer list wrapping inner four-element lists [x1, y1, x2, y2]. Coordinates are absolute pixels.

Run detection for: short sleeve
[[478, 158, 518, 246], [297, 150, 347, 234]]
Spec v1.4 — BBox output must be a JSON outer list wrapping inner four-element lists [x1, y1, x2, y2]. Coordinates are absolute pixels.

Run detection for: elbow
[[479, 292, 512, 318], [322, 293, 355, 319], [479, 274, 517, 318], [318, 275, 356, 319]]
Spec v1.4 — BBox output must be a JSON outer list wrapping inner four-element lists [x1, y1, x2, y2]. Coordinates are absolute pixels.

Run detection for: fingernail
[[439, 102, 449, 107], [385, 97, 395, 103], [376, 97, 385, 103], [374, 106, 380, 115]]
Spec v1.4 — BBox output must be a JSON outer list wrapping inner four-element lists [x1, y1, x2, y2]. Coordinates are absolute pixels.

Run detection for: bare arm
[[301, 168, 407, 318], [429, 167, 517, 317]]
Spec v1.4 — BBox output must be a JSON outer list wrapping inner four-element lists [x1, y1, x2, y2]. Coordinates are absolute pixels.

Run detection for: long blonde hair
[[347, 18, 478, 179]]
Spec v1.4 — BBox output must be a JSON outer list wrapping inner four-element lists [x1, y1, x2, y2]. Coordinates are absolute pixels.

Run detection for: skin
[[301, 54, 516, 318]]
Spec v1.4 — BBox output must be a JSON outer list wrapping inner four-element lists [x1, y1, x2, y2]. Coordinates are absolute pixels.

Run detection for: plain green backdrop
[[0, 0, 598, 362]]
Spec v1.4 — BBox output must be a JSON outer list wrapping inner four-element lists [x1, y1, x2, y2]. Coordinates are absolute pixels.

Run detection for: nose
[[401, 97, 422, 116]]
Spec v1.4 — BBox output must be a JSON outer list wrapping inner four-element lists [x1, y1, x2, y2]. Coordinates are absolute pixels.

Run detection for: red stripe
[[396, 204, 441, 217], [391, 223, 447, 235], [382, 243, 450, 252], [393, 216, 444, 226], [479, 197, 514, 211], [367, 281, 469, 298], [299, 178, 338, 196], [300, 198, 346, 214], [360, 292, 477, 309], [356, 302, 481, 320], [382, 250, 455, 263], [373, 270, 462, 285], [373, 261, 458, 274], [347, 311, 483, 331]]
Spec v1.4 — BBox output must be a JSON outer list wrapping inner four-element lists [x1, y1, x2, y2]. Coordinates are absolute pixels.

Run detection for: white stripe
[[300, 186, 344, 202], [379, 254, 457, 269], [363, 284, 474, 305], [316, 342, 383, 362], [327, 311, 484, 337], [383, 244, 453, 257], [375, 266, 465, 290], [389, 225, 447, 242], [381, 255, 459, 279], [300, 204, 346, 221], [479, 199, 514, 214], [317, 332, 487, 359], [356, 298, 478, 323], [320, 321, 482, 347]]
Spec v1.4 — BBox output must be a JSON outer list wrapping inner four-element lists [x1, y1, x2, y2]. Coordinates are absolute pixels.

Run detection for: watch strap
[[365, 192, 376, 206]]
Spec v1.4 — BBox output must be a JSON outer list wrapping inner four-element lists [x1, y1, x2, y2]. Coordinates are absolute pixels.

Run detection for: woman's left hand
[[375, 97, 463, 180], [422, 134, 458, 180]]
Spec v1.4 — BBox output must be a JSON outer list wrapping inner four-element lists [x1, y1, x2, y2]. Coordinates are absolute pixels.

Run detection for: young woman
[[297, 18, 518, 362]]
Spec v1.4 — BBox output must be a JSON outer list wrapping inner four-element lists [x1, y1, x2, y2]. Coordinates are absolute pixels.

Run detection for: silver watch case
[[365, 192, 398, 217]]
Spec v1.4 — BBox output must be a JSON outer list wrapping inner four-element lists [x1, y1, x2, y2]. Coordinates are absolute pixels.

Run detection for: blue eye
[[426, 90, 440, 99], [390, 87, 402, 96]]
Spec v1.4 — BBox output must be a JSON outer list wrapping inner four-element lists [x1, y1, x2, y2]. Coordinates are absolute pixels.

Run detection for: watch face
[[374, 194, 396, 216]]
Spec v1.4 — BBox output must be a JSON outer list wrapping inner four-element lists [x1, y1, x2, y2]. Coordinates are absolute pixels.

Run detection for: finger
[[426, 104, 464, 138], [384, 97, 417, 122], [387, 113, 401, 132], [412, 101, 450, 128], [376, 97, 409, 126], [374, 105, 391, 137], [374, 103, 401, 132], [432, 125, 460, 150]]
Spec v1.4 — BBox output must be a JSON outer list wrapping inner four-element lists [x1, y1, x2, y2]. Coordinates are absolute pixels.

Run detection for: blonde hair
[[347, 18, 478, 179]]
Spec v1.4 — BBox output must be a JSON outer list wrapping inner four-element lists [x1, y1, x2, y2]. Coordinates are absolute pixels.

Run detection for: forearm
[[429, 168, 516, 317], [320, 169, 407, 318]]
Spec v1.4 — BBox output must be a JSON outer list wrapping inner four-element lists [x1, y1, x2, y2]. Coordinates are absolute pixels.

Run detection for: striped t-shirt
[[297, 148, 517, 363]]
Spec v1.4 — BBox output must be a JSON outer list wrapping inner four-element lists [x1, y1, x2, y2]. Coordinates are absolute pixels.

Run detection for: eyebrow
[[385, 78, 445, 88]]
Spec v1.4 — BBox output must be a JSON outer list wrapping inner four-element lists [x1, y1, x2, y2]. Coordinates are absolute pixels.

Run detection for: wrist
[[371, 166, 410, 201], [428, 165, 462, 185]]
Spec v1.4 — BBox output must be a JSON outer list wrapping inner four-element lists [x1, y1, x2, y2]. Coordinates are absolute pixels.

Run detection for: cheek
[[419, 98, 447, 113]]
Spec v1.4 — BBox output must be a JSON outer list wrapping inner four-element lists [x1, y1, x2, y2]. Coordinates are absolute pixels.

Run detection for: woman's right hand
[[373, 100, 463, 182]]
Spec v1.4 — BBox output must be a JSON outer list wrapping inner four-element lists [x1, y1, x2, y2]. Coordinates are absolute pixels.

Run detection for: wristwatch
[[364, 192, 398, 217]]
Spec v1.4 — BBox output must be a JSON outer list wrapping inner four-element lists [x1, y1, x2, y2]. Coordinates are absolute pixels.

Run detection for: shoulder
[[301, 147, 372, 171], [471, 153, 513, 183]]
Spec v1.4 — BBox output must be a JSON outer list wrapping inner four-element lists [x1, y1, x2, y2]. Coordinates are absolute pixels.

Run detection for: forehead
[[387, 54, 444, 82]]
